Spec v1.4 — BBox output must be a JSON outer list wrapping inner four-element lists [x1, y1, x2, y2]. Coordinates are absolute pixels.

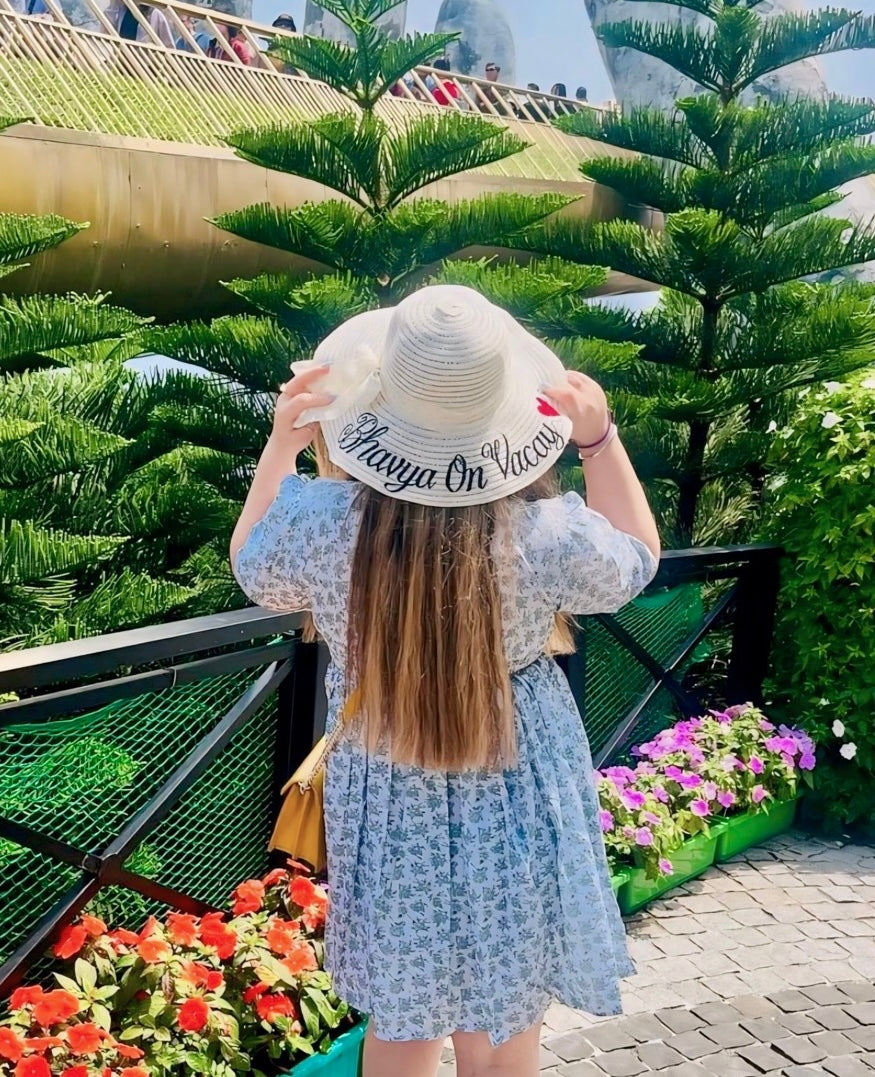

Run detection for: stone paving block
[[731, 995, 782, 1018], [836, 920, 875, 937], [716, 891, 760, 910], [670, 980, 722, 1007], [704, 1053, 760, 1077], [738, 968, 792, 995], [708, 973, 752, 998], [613, 1013, 672, 1044], [546, 1004, 588, 1032], [809, 1004, 859, 1030], [845, 1024, 875, 1051], [542, 1031, 595, 1062], [764, 922, 807, 943], [808, 1029, 864, 1055], [654, 1008, 705, 1034], [778, 1011, 823, 1035], [803, 984, 857, 1006], [647, 957, 703, 983], [557, 1063, 603, 1077], [850, 956, 875, 979], [821, 1058, 875, 1077], [541, 1045, 561, 1069], [582, 1024, 636, 1053], [589, 1049, 647, 1077], [844, 1001, 875, 1024], [798, 918, 842, 937], [771, 1034, 827, 1064], [803, 958, 852, 983], [781, 963, 830, 988], [691, 1000, 738, 1025], [662, 1029, 720, 1059], [635, 1041, 686, 1069], [770, 989, 814, 1012], [654, 1064, 711, 1077], [699, 1021, 756, 1049], [676, 894, 726, 915], [737, 1043, 795, 1071], [690, 951, 741, 976], [661, 917, 707, 936], [651, 934, 702, 957], [732, 947, 781, 971], [783, 1068, 830, 1077], [738, 1015, 787, 1042], [728, 908, 775, 927]]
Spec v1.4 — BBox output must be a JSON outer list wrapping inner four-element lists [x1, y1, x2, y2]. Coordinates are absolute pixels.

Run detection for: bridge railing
[[0, 1, 599, 181], [0, 543, 782, 994]]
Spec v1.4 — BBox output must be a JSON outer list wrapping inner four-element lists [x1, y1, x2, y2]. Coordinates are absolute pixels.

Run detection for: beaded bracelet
[[578, 423, 619, 462]]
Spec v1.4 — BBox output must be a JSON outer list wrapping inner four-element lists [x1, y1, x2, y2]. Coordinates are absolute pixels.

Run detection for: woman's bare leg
[[361, 1020, 444, 1077], [452, 1018, 543, 1077]]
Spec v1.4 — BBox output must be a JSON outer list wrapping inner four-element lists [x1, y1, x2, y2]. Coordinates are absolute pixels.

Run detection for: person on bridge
[[106, 0, 174, 48], [231, 285, 659, 1077], [430, 56, 460, 107]]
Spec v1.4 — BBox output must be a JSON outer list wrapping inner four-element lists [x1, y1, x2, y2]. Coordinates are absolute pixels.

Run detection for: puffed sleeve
[[232, 474, 313, 611], [526, 491, 659, 615]]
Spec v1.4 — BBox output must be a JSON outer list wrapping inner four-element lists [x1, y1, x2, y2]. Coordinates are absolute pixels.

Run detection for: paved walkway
[[438, 831, 875, 1075]]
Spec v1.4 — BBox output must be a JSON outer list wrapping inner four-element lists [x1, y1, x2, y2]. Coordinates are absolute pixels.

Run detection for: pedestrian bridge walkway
[[0, 0, 646, 314]]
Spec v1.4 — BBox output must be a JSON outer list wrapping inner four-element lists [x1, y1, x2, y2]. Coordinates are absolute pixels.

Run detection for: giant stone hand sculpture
[[435, 0, 517, 84]]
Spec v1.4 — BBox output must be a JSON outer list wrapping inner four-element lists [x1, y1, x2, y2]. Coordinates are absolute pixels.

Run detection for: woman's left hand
[[270, 365, 335, 456]]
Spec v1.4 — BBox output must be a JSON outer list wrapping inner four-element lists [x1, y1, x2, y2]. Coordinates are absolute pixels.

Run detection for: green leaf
[[299, 993, 321, 1039], [75, 958, 97, 992], [53, 973, 82, 995]]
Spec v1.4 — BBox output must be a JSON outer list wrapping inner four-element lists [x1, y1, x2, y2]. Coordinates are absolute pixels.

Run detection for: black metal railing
[[0, 542, 781, 996]]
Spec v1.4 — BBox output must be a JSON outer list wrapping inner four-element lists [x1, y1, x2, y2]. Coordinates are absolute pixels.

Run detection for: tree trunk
[[580, 0, 874, 281], [303, 2, 406, 43]]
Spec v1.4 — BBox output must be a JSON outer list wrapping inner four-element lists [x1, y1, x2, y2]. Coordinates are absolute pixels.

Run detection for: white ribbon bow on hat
[[290, 345, 383, 428]]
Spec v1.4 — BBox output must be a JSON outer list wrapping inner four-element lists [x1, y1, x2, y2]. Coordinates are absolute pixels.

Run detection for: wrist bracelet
[[579, 423, 619, 462], [574, 411, 614, 450]]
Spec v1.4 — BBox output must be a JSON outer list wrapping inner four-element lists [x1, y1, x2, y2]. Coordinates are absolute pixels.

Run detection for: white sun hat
[[291, 285, 572, 507]]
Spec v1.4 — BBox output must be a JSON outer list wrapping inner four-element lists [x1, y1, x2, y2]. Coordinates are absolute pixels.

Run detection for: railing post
[[272, 638, 328, 818], [725, 550, 782, 707]]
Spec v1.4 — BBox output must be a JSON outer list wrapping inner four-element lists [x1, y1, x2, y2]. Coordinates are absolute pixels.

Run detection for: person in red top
[[430, 56, 459, 107]]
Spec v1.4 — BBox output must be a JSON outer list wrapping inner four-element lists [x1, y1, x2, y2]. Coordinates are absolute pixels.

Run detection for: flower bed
[[0, 865, 362, 1077], [600, 705, 815, 911]]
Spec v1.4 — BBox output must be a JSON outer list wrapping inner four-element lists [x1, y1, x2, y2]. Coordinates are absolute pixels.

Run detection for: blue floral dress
[[234, 475, 658, 1046]]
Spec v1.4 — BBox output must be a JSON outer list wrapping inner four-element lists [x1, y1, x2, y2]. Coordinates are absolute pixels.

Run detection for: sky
[[251, 0, 875, 104]]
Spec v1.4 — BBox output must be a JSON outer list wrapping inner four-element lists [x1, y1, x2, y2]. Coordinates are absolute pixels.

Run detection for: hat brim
[[315, 307, 572, 507]]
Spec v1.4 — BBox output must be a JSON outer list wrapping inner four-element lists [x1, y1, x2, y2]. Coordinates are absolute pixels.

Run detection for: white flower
[[861, 377, 875, 390], [821, 411, 841, 429], [819, 697, 831, 706], [823, 381, 844, 393], [832, 719, 845, 738], [767, 420, 778, 433], [839, 742, 858, 761]]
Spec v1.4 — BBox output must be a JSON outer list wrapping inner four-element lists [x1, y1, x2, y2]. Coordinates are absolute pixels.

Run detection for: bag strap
[[297, 687, 361, 791]]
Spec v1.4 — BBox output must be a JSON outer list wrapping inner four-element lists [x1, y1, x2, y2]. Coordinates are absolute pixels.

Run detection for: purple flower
[[664, 765, 684, 780], [751, 785, 767, 805], [759, 718, 776, 732], [604, 766, 636, 784], [658, 858, 674, 876], [652, 785, 669, 803], [643, 811, 661, 825], [766, 736, 798, 756], [599, 810, 614, 833], [749, 755, 764, 775], [635, 827, 654, 847], [678, 773, 703, 789], [620, 789, 646, 810], [703, 781, 718, 800], [717, 790, 736, 808], [690, 799, 710, 817], [726, 704, 751, 719], [709, 708, 732, 724], [799, 751, 816, 771], [781, 753, 795, 770], [721, 755, 741, 773], [622, 825, 636, 839]]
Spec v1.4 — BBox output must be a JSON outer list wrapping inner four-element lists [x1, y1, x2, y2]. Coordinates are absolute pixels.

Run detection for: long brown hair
[[346, 464, 573, 773]]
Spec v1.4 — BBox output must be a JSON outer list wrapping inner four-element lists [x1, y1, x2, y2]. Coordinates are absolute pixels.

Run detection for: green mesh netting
[[583, 583, 705, 759], [0, 669, 278, 965]]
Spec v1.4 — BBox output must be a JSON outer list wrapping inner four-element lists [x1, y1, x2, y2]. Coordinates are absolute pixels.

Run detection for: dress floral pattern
[[234, 475, 658, 1046]]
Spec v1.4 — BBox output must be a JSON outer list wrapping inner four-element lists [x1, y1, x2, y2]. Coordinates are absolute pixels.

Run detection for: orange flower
[[199, 914, 236, 960], [265, 918, 297, 956], [121, 1068, 149, 1077], [177, 997, 210, 1033], [242, 982, 269, 1005], [255, 993, 296, 1023], [166, 913, 199, 947], [261, 868, 288, 888], [180, 961, 223, 991], [138, 916, 159, 940], [289, 876, 319, 908], [22, 1037, 63, 1051], [281, 939, 318, 976], [80, 915, 107, 938], [9, 986, 43, 1010], [231, 879, 265, 916], [113, 1044, 144, 1060], [32, 990, 79, 1027], [0, 1028, 24, 1062], [61, 1067, 89, 1077], [137, 938, 171, 964], [66, 1023, 103, 1055], [53, 924, 88, 960], [108, 928, 140, 949], [15, 1058, 51, 1077], [301, 894, 328, 932]]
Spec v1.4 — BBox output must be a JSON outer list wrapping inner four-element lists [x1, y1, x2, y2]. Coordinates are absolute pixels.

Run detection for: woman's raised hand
[[270, 365, 335, 455], [542, 371, 611, 447]]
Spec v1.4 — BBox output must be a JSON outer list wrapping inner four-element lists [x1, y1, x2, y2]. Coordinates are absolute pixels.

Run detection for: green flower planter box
[[618, 832, 718, 915], [289, 1020, 366, 1076], [610, 869, 629, 902], [714, 798, 798, 863]]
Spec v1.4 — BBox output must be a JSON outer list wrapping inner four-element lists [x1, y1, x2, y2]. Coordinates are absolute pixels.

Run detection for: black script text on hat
[[338, 414, 438, 494], [481, 425, 565, 480]]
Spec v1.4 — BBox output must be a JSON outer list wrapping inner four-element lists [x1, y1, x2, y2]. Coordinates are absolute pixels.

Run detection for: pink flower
[[664, 765, 684, 780], [658, 858, 674, 876], [752, 785, 767, 804], [781, 753, 795, 770], [717, 790, 736, 808], [799, 751, 816, 771], [635, 828, 654, 847], [690, 799, 710, 817], [677, 773, 702, 789], [599, 810, 614, 833], [643, 811, 661, 825], [759, 719, 775, 732], [721, 755, 741, 773], [703, 781, 718, 800], [620, 789, 646, 810], [749, 755, 764, 775], [652, 785, 669, 803], [622, 825, 636, 839], [766, 736, 798, 756]]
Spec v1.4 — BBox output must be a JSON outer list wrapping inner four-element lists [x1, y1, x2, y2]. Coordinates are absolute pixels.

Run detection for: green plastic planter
[[714, 798, 798, 863], [618, 832, 718, 915], [610, 869, 629, 903], [288, 1021, 366, 1076]]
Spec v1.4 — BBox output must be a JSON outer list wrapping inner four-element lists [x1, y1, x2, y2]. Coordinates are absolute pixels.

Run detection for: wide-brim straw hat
[[292, 285, 572, 507]]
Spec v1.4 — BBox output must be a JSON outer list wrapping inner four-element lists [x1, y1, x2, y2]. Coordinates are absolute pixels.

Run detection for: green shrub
[[765, 368, 875, 831]]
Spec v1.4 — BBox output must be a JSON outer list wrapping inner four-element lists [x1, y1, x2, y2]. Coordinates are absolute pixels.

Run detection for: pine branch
[[0, 415, 131, 488], [750, 10, 875, 91], [557, 105, 708, 168], [596, 21, 722, 93], [727, 95, 875, 167], [738, 216, 875, 292], [581, 156, 691, 214], [0, 518, 124, 585], [210, 201, 363, 266], [0, 214, 87, 268]]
